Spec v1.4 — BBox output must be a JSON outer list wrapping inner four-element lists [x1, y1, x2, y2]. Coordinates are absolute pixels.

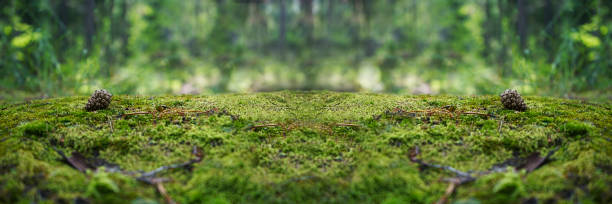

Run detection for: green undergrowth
[[0, 91, 611, 203]]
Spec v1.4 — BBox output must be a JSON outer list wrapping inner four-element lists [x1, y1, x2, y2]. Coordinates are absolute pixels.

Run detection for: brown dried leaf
[[66, 152, 92, 172]]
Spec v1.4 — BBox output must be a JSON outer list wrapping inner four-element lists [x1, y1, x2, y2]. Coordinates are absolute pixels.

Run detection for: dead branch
[[107, 116, 114, 133], [384, 108, 492, 121], [436, 180, 458, 204], [122, 111, 152, 117], [139, 146, 202, 180], [334, 123, 361, 128], [411, 158, 473, 179], [409, 146, 473, 179], [498, 118, 504, 137], [155, 182, 176, 204], [461, 111, 492, 117], [518, 146, 559, 172], [54, 148, 91, 172], [249, 124, 281, 130]]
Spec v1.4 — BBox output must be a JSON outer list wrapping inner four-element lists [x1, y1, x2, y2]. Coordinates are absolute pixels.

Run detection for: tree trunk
[[104, 0, 115, 77], [483, 0, 492, 58], [278, 0, 287, 53], [497, 0, 508, 75], [84, 0, 96, 54], [517, 0, 527, 51], [300, 0, 314, 44], [544, 0, 554, 61], [326, 0, 334, 33], [119, 0, 129, 59]]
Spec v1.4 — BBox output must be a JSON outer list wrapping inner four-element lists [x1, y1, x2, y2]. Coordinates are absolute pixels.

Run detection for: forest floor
[[1, 91, 611, 204]]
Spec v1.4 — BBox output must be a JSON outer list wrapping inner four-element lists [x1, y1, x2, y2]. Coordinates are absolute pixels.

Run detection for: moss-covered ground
[[1, 91, 611, 204]]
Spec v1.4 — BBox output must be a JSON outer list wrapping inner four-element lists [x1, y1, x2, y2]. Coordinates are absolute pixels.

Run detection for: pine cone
[[500, 89, 527, 111], [85, 89, 112, 111]]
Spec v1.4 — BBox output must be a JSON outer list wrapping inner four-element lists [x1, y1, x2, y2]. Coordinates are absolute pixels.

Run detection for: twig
[[249, 124, 280, 130], [155, 182, 176, 204], [137, 146, 202, 204], [54, 148, 91, 172], [107, 116, 114, 133], [409, 146, 474, 179], [141, 161, 193, 178], [461, 111, 491, 117], [436, 180, 459, 204], [334, 123, 361, 128], [410, 146, 475, 204], [498, 118, 503, 137], [411, 159, 473, 179], [122, 111, 151, 116]]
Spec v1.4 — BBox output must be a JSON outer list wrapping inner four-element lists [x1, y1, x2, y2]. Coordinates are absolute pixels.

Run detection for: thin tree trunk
[[544, 0, 554, 61], [497, 0, 508, 75], [326, 0, 334, 34], [483, 0, 492, 58], [84, 0, 96, 54], [278, 0, 287, 54], [119, 0, 129, 59], [57, 0, 69, 62], [104, 0, 115, 77], [517, 0, 527, 51], [300, 0, 314, 44]]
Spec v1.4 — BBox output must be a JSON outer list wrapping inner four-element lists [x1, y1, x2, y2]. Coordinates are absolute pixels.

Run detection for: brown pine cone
[[85, 89, 112, 111], [500, 89, 527, 111]]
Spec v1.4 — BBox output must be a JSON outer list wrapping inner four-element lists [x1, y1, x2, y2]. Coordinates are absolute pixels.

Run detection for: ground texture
[[0, 91, 611, 204]]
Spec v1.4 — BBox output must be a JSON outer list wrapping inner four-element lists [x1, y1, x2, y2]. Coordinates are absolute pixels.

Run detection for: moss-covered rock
[[0, 91, 610, 203]]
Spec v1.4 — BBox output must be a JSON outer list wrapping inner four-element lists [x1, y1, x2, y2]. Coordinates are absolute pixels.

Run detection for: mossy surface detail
[[0, 91, 611, 203]]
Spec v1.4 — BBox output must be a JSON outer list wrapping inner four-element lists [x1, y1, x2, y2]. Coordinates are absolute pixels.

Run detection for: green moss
[[493, 170, 526, 200], [20, 120, 54, 137], [86, 169, 120, 199], [561, 121, 592, 137], [0, 91, 610, 203]]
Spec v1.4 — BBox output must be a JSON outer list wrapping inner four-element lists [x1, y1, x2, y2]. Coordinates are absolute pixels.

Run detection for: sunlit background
[[1, 0, 611, 100]]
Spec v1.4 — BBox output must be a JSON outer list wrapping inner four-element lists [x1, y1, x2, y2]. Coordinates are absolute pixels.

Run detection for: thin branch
[[155, 182, 176, 204], [436, 181, 458, 204], [461, 111, 492, 117], [334, 123, 361, 127], [249, 124, 280, 130], [140, 160, 197, 179], [498, 118, 504, 137], [411, 158, 474, 179], [107, 116, 114, 133], [122, 111, 151, 116], [409, 146, 474, 179]]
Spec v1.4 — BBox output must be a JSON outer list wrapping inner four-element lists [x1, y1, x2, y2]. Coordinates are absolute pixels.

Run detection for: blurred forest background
[[1, 0, 611, 101]]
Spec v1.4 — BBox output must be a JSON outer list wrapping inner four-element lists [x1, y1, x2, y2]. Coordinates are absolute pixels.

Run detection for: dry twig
[[436, 179, 459, 204], [334, 123, 361, 128], [107, 116, 114, 133], [249, 123, 281, 130], [155, 182, 176, 204]]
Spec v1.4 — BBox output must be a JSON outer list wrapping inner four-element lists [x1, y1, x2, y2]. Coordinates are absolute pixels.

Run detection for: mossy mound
[[0, 91, 611, 203]]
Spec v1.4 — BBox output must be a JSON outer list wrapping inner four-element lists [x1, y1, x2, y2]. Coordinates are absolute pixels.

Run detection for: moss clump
[[20, 121, 54, 137], [86, 170, 120, 198], [493, 170, 526, 200], [0, 91, 610, 203], [561, 121, 592, 137]]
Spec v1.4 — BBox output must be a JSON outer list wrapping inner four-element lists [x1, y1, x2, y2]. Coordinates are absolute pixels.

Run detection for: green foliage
[[561, 121, 592, 137], [20, 120, 54, 137], [493, 170, 526, 200], [1, 0, 611, 99], [86, 169, 120, 199]]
